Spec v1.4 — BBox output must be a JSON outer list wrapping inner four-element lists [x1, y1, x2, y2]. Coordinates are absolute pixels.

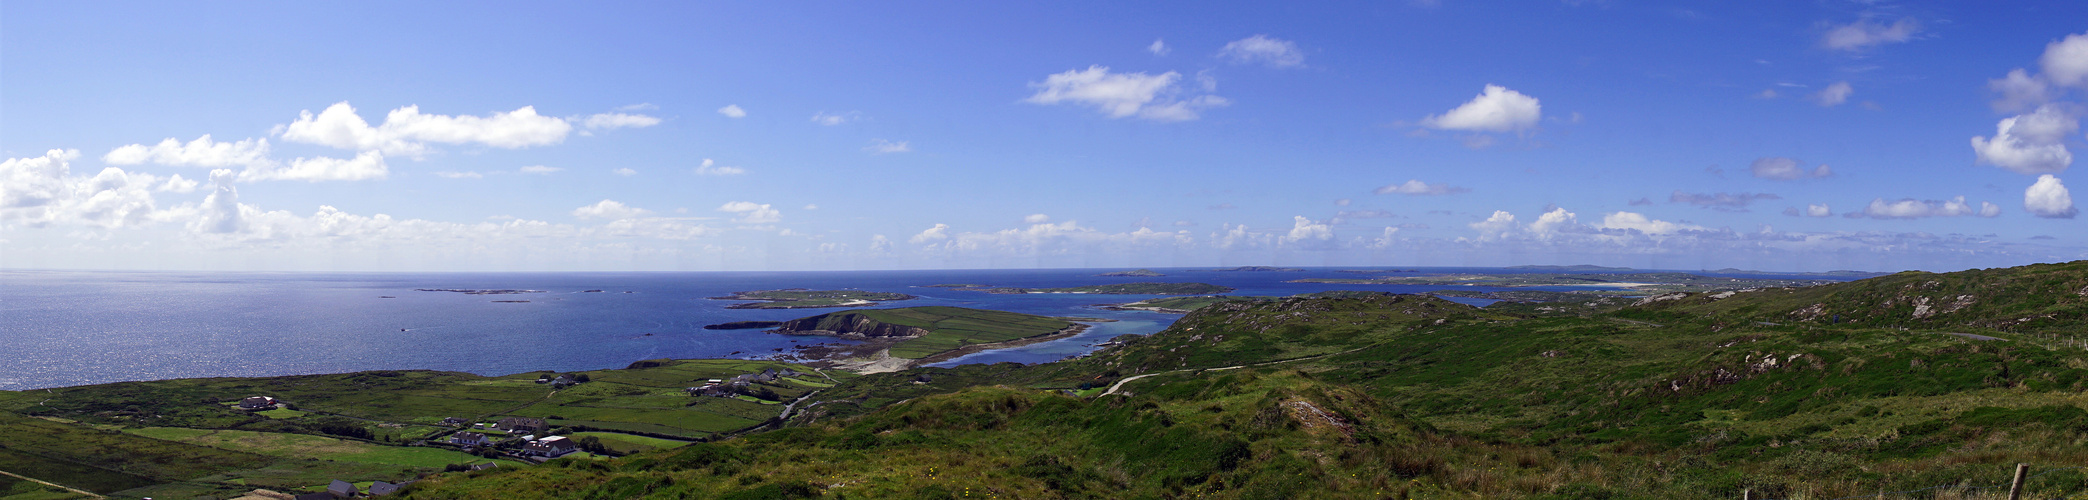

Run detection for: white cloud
[[581, 113, 661, 130], [572, 200, 653, 220], [1468, 210, 1518, 240], [518, 165, 562, 174], [1971, 105, 2077, 175], [103, 135, 272, 168], [810, 111, 858, 126], [2025, 174, 2078, 218], [1598, 211, 1703, 236], [2, 149, 186, 229], [1989, 69, 2055, 112], [803, 204, 819, 210], [1783, 203, 1832, 217], [2041, 31, 2088, 87], [1218, 35, 1305, 68], [694, 159, 746, 176], [911, 223, 951, 243], [1023, 66, 1228, 122], [868, 234, 893, 253], [1369, 227, 1399, 250], [278, 102, 572, 157], [1374, 179, 1470, 196], [1820, 18, 1920, 52], [613, 168, 637, 176], [236, 151, 389, 182], [865, 139, 911, 154], [718, 201, 780, 224], [1282, 216, 1333, 245], [717, 105, 747, 118], [1750, 157, 1833, 180], [1422, 85, 1542, 133], [1148, 39, 1169, 56], [1854, 196, 2000, 219], [1024, 214, 1050, 224], [435, 171, 484, 179], [1812, 81, 1853, 107]]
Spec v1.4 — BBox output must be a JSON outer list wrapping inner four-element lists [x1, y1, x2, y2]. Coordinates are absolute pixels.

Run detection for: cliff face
[[775, 312, 930, 338]]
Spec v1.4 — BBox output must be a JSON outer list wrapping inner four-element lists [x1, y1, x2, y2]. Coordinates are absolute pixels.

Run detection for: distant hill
[[1097, 269, 1166, 277]]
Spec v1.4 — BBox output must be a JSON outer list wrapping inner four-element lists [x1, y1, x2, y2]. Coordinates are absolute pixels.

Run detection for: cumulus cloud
[[865, 139, 911, 154], [1670, 191, 1781, 210], [1369, 227, 1399, 250], [1421, 85, 1542, 133], [235, 151, 390, 182], [910, 223, 951, 244], [1989, 69, 2055, 112], [2042, 31, 2088, 88], [2025, 174, 2078, 218], [1750, 157, 1833, 180], [103, 135, 272, 168], [518, 165, 562, 174], [279, 102, 573, 158], [718, 201, 780, 224], [1023, 66, 1229, 122], [1783, 204, 1833, 217], [581, 113, 661, 130], [572, 200, 653, 220], [1972, 105, 2077, 175], [1598, 211, 1704, 236], [1282, 216, 1334, 246], [1374, 179, 1470, 196], [717, 105, 747, 118], [1148, 39, 1169, 56], [1812, 81, 1853, 107], [1854, 196, 2001, 219], [1024, 214, 1051, 224], [694, 159, 746, 176], [1820, 18, 1920, 52], [2, 149, 189, 229], [1218, 35, 1305, 68]]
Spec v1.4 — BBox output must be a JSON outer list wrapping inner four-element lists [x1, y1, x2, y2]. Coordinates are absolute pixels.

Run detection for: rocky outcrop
[[775, 313, 930, 338]]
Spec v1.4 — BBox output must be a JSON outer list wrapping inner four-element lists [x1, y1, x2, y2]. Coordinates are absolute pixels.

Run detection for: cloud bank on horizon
[[1, 2, 2084, 273]]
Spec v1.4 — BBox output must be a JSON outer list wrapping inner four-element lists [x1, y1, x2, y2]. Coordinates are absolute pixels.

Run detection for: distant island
[[918, 283, 985, 288], [1290, 271, 1841, 294], [1505, 264, 1635, 272], [1096, 269, 1166, 277], [1196, 266, 1304, 272], [415, 288, 546, 295], [954, 282, 1234, 295], [702, 321, 783, 330], [709, 289, 917, 309]]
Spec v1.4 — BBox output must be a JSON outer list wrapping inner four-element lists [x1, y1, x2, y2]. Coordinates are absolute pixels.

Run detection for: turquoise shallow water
[[3, 267, 1790, 390]]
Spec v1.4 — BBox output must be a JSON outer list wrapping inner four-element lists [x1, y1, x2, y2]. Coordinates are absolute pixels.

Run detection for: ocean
[[2, 267, 1762, 390]]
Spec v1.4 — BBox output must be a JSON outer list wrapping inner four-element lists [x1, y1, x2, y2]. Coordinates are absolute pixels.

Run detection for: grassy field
[[569, 432, 693, 455], [778, 306, 1076, 359], [123, 427, 495, 468]]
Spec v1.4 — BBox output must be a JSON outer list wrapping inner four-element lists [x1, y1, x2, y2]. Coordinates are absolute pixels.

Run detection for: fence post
[[2008, 462, 2029, 500], [1740, 488, 1751, 500]]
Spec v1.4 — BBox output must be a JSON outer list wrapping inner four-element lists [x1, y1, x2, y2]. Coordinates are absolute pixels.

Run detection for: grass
[[122, 428, 492, 468], [779, 306, 1075, 359], [569, 432, 693, 455], [255, 408, 306, 419]]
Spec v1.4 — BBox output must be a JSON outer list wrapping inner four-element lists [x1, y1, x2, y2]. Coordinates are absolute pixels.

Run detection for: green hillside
[[400, 262, 2088, 499], [6, 261, 2088, 499], [777, 306, 1076, 359]]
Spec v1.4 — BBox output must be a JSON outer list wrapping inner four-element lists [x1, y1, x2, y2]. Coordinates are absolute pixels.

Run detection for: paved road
[[1934, 332, 2008, 341]]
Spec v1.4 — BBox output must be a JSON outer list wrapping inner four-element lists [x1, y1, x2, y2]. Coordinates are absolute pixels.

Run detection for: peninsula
[[709, 289, 917, 309]]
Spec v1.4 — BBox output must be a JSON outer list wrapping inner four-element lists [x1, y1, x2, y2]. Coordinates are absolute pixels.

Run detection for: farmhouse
[[440, 417, 469, 426], [524, 435, 577, 457], [449, 432, 490, 447], [368, 480, 407, 496], [498, 417, 548, 433], [238, 396, 278, 409], [326, 479, 358, 498]]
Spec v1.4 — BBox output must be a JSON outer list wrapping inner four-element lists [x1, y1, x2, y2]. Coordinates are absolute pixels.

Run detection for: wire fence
[[1754, 464, 2086, 500]]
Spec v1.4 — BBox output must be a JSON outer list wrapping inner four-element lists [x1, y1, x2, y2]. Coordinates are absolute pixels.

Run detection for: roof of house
[[369, 481, 402, 496], [327, 479, 357, 495]]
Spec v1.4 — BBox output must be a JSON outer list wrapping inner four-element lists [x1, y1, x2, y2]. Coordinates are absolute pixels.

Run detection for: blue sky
[[3, 1, 2085, 272]]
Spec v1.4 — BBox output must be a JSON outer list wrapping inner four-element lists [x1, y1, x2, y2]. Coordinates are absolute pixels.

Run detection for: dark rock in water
[[704, 321, 784, 330]]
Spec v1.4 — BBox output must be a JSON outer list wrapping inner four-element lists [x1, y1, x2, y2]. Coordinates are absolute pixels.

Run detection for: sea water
[[3, 267, 1717, 390]]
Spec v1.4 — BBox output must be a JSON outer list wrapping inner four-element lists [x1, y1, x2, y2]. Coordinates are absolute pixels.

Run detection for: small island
[[1197, 266, 1304, 272], [702, 321, 784, 330], [956, 282, 1234, 295], [710, 289, 917, 309], [1096, 269, 1166, 277]]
